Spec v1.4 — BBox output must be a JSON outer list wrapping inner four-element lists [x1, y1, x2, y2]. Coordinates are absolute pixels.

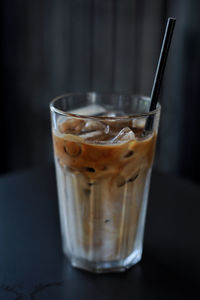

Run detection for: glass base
[[68, 250, 142, 274]]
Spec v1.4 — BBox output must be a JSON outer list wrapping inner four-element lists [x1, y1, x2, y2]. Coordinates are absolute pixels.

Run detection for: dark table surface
[[0, 165, 200, 300]]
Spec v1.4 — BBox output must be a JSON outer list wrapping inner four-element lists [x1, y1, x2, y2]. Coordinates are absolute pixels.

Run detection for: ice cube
[[59, 117, 84, 134], [68, 104, 106, 116], [103, 111, 126, 117], [79, 130, 102, 140], [111, 127, 135, 144], [132, 117, 146, 128], [82, 119, 106, 132], [57, 115, 68, 125]]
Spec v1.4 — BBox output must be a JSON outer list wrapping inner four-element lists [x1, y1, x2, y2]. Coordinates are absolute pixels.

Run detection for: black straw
[[145, 17, 176, 132], [150, 17, 176, 111]]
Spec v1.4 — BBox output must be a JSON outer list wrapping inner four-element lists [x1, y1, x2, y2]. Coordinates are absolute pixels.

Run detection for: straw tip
[[168, 17, 176, 22]]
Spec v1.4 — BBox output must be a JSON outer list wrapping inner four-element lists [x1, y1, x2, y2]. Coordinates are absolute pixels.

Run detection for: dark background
[[1, 0, 200, 183]]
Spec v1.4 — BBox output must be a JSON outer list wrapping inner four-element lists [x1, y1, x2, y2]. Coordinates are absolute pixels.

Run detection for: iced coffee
[[50, 94, 160, 273]]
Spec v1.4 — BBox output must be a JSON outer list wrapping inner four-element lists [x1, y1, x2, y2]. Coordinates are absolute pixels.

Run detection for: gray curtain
[[2, 0, 200, 183]]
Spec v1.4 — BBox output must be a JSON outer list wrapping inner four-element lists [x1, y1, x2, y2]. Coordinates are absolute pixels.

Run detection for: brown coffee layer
[[53, 132, 156, 181]]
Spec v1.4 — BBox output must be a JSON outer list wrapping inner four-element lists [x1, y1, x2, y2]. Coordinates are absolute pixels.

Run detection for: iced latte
[[50, 94, 160, 272]]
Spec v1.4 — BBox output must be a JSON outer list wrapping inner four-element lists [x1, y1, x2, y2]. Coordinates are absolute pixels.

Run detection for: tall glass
[[50, 93, 160, 273]]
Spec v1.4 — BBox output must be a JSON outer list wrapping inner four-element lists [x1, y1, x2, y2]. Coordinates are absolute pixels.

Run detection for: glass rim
[[49, 92, 161, 119]]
